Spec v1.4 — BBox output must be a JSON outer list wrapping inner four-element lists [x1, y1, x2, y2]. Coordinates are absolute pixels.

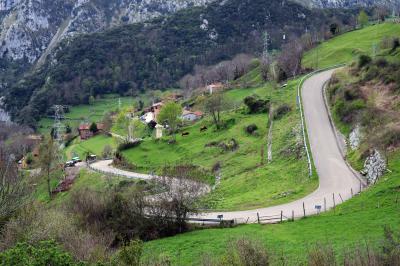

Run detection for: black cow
[[200, 126, 208, 132], [182, 132, 190, 136]]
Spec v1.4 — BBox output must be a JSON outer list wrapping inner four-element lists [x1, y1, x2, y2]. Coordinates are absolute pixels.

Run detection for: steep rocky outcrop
[[0, 0, 213, 63], [361, 150, 386, 184]]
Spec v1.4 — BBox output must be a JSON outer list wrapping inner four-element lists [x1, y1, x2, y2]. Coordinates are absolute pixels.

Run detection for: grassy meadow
[[303, 23, 400, 69], [143, 151, 400, 265], [122, 77, 317, 211]]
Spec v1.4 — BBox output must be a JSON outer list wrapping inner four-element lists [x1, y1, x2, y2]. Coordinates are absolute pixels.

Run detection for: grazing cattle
[[200, 126, 208, 132], [182, 132, 190, 136]]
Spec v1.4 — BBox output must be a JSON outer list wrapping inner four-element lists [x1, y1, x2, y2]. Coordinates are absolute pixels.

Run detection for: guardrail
[[297, 64, 346, 177]]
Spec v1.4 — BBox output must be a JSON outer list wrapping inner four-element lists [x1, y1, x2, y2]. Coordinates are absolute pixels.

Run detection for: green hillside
[[123, 78, 317, 211], [142, 151, 400, 265], [303, 23, 400, 69]]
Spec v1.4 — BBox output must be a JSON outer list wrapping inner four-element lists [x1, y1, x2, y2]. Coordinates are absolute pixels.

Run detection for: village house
[[207, 82, 224, 95], [78, 123, 104, 140], [141, 102, 164, 124], [181, 110, 204, 121]]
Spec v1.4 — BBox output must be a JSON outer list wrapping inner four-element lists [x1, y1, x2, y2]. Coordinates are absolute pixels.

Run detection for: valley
[[0, 1, 399, 265]]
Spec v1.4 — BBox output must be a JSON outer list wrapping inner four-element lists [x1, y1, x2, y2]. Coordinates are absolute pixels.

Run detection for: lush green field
[[123, 78, 317, 211], [64, 135, 117, 160], [143, 151, 400, 265], [37, 95, 143, 134], [303, 23, 400, 69]]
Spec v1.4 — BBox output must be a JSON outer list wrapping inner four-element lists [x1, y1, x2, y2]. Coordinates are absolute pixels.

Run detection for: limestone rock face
[[349, 125, 362, 150], [292, 0, 399, 9], [0, 0, 213, 63], [362, 150, 386, 184]]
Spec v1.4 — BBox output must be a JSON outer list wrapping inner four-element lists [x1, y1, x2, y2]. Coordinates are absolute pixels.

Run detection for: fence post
[[303, 202, 306, 217], [257, 212, 260, 224], [351, 188, 353, 197], [359, 181, 362, 193], [339, 193, 344, 203], [292, 210, 294, 221], [280, 211, 283, 222], [333, 193, 336, 211], [324, 197, 327, 212]]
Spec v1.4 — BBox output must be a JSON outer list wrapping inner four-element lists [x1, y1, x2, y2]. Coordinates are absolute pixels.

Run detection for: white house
[[181, 110, 203, 121], [140, 112, 155, 123]]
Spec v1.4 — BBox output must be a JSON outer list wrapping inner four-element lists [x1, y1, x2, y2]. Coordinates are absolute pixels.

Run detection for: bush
[[245, 124, 258, 135], [221, 238, 269, 266], [0, 240, 83, 266], [358, 54, 372, 69], [308, 244, 336, 266], [117, 140, 141, 152], [273, 104, 292, 120], [244, 95, 270, 114], [391, 37, 400, 51], [111, 239, 143, 266]]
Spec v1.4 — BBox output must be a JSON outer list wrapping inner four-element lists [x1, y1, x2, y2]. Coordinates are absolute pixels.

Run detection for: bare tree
[[0, 148, 30, 229], [39, 137, 58, 199], [152, 165, 206, 233], [204, 93, 228, 130], [277, 38, 304, 78]]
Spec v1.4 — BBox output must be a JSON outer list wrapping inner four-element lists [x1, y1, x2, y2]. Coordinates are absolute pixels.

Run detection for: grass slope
[[143, 151, 400, 265], [64, 135, 117, 160], [37, 95, 143, 134], [303, 23, 400, 69], [123, 78, 317, 211]]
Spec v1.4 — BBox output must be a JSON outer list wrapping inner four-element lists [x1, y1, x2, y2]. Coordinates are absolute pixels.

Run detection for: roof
[[78, 124, 90, 130], [182, 110, 203, 117], [79, 123, 103, 131]]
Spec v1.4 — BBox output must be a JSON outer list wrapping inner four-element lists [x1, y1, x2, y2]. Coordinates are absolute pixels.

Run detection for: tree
[[0, 148, 29, 229], [329, 23, 339, 35], [89, 122, 98, 133], [358, 10, 369, 28], [153, 164, 204, 233], [102, 112, 113, 133], [157, 102, 181, 139], [102, 145, 113, 159], [277, 38, 304, 78], [0, 241, 81, 266], [204, 93, 227, 130], [39, 137, 58, 199]]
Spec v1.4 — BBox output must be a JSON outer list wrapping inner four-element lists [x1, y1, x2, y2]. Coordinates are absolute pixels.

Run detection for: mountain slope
[[0, 0, 212, 64], [4, 0, 358, 125]]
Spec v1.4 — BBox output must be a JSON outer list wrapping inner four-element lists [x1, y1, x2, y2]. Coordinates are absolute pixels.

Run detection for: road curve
[[91, 69, 364, 223]]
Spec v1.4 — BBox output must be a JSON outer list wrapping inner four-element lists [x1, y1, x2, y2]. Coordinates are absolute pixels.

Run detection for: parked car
[[72, 157, 82, 163], [65, 161, 76, 167]]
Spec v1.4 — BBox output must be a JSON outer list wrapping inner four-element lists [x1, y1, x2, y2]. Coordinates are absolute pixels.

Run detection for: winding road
[[90, 69, 366, 223]]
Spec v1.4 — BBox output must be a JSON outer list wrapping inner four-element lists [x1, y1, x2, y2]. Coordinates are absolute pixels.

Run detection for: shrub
[[221, 238, 269, 266], [391, 37, 400, 51], [117, 140, 141, 152], [245, 124, 258, 135], [244, 95, 270, 114], [358, 54, 372, 69], [111, 239, 143, 266], [308, 243, 336, 266], [0, 240, 83, 266], [273, 104, 292, 120]]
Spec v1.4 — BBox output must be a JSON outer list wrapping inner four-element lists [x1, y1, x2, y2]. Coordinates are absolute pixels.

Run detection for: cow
[[200, 126, 208, 132], [182, 132, 190, 136]]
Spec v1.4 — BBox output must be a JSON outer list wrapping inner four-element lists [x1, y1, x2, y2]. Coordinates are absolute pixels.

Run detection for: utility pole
[[52, 105, 66, 178]]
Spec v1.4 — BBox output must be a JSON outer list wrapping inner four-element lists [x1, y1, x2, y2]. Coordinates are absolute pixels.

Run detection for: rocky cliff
[[0, 0, 212, 64]]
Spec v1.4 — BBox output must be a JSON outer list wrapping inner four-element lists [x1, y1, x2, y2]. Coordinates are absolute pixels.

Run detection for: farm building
[[181, 110, 203, 121]]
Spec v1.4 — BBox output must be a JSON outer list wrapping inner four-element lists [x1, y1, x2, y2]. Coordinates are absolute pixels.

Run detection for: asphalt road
[[91, 69, 364, 223]]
